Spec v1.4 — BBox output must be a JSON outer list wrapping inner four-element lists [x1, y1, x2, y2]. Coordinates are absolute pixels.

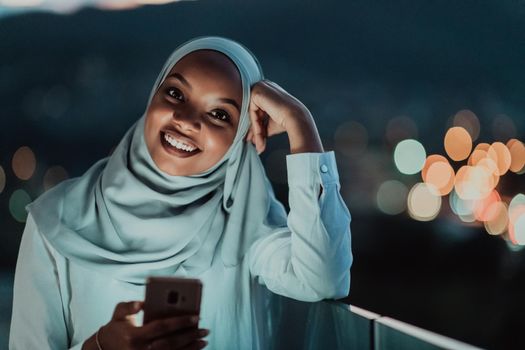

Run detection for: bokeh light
[[0, 166, 5, 194], [9, 189, 31, 223], [444, 126, 472, 161], [407, 183, 441, 221], [334, 121, 368, 157], [473, 190, 501, 222], [487, 142, 511, 176], [376, 180, 408, 215], [484, 201, 508, 235], [454, 165, 492, 200], [421, 155, 455, 195], [452, 109, 480, 141], [474, 143, 491, 153], [385, 116, 418, 146], [468, 149, 488, 166], [43, 166, 69, 191], [394, 139, 426, 175], [449, 190, 476, 222], [507, 139, 525, 173], [508, 194, 525, 244], [12, 146, 36, 180], [513, 214, 525, 245], [492, 114, 517, 141]]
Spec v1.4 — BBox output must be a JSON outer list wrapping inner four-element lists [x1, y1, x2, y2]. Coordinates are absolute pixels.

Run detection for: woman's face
[[144, 49, 243, 176]]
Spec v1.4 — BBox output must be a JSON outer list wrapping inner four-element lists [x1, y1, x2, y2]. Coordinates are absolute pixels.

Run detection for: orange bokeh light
[[474, 143, 490, 153], [444, 127, 472, 161], [507, 139, 525, 173], [468, 149, 488, 166], [422, 158, 455, 196], [508, 204, 525, 245], [453, 109, 480, 141], [454, 165, 493, 200], [487, 142, 511, 176], [484, 201, 508, 235], [12, 146, 36, 180], [473, 190, 501, 222]]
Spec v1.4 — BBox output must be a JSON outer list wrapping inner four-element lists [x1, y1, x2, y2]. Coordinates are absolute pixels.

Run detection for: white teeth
[[164, 133, 196, 152]]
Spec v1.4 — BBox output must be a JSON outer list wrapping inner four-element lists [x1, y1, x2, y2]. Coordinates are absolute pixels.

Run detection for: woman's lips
[[159, 131, 201, 158], [162, 127, 200, 150]]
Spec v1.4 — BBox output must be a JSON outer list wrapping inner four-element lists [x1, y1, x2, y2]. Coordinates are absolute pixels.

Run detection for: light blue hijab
[[26, 36, 288, 285]]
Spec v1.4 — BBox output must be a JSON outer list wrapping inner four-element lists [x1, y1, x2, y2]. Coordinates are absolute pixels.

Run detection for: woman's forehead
[[171, 49, 241, 81]]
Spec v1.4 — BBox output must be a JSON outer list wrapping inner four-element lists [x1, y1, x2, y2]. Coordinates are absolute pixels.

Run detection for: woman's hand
[[82, 301, 208, 350], [245, 79, 324, 155]]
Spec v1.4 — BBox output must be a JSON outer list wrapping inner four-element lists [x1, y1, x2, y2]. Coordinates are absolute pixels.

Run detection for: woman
[[9, 36, 352, 350]]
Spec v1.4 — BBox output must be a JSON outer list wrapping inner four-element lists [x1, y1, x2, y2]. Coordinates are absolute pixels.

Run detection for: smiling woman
[[9, 36, 352, 350], [144, 49, 243, 176]]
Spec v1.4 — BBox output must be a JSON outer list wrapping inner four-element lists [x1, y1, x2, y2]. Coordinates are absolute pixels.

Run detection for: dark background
[[1, 0, 525, 349]]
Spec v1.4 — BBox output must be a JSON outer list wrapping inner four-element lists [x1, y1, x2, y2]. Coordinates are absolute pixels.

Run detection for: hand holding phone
[[143, 277, 203, 324], [87, 298, 209, 350]]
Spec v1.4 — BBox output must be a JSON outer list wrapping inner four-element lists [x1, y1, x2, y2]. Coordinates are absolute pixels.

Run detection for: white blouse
[[9, 151, 352, 349]]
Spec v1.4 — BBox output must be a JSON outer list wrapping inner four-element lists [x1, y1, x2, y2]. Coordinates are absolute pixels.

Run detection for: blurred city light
[[444, 126, 472, 161], [452, 109, 480, 141], [334, 121, 368, 157], [473, 190, 501, 222], [0, 0, 185, 15], [394, 139, 426, 175], [484, 201, 508, 236], [43, 165, 69, 191], [407, 182, 441, 221], [385, 116, 418, 146], [388, 108, 524, 241], [376, 180, 408, 215], [9, 189, 31, 223], [487, 142, 511, 176], [11, 146, 36, 181], [507, 139, 525, 173], [492, 114, 517, 141], [421, 155, 454, 196]]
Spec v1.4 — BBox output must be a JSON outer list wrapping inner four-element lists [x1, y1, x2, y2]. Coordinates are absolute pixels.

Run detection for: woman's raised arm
[[244, 80, 352, 301]]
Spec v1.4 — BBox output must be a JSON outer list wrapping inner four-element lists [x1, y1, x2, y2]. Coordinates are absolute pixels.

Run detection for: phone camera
[[167, 290, 179, 304]]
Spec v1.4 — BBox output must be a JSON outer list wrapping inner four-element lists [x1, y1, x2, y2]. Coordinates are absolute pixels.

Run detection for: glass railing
[[267, 294, 482, 350]]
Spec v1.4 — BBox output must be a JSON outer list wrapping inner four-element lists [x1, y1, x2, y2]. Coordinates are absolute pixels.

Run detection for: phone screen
[[143, 277, 203, 324]]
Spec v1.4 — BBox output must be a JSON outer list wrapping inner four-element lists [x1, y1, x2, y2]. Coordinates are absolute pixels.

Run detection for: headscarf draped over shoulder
[[26, 36, 288, 285]]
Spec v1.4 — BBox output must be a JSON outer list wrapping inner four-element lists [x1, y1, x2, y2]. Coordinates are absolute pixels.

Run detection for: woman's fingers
[[137, 315, 199, 340], [177, 339, 208, 350], [148, 328, 209, 350], [248, 100, 267, 154], [111, 301, 143, 321]]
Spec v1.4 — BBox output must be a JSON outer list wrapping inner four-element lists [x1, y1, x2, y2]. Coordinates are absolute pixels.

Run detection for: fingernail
[[199, 329, 209, 336]]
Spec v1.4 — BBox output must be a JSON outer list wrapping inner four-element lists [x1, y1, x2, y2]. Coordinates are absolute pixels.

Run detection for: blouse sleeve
[[248, 151, 353, 302], [9, 213, 77, 349]]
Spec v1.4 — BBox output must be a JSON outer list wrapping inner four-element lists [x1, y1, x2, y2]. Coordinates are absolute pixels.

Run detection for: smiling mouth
[[159, 131, 201, 157]]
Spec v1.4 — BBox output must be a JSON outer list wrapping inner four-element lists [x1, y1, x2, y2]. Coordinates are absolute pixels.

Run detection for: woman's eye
[[166, 87, 184, 101], [209, 110, 230, 123]]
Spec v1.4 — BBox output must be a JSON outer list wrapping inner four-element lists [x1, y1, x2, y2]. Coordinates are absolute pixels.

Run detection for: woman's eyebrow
[[168, 73, 192, 90], [218, 98, 240, 113]]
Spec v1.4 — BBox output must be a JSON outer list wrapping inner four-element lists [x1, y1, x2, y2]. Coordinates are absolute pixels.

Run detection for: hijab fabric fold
[[26, 36, 288, 285]]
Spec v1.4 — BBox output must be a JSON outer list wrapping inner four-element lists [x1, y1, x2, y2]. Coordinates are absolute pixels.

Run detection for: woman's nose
[[172, 108, 201, 132]]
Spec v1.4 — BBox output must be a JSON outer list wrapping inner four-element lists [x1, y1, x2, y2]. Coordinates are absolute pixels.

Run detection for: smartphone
[[143, 277, 203, 325]]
